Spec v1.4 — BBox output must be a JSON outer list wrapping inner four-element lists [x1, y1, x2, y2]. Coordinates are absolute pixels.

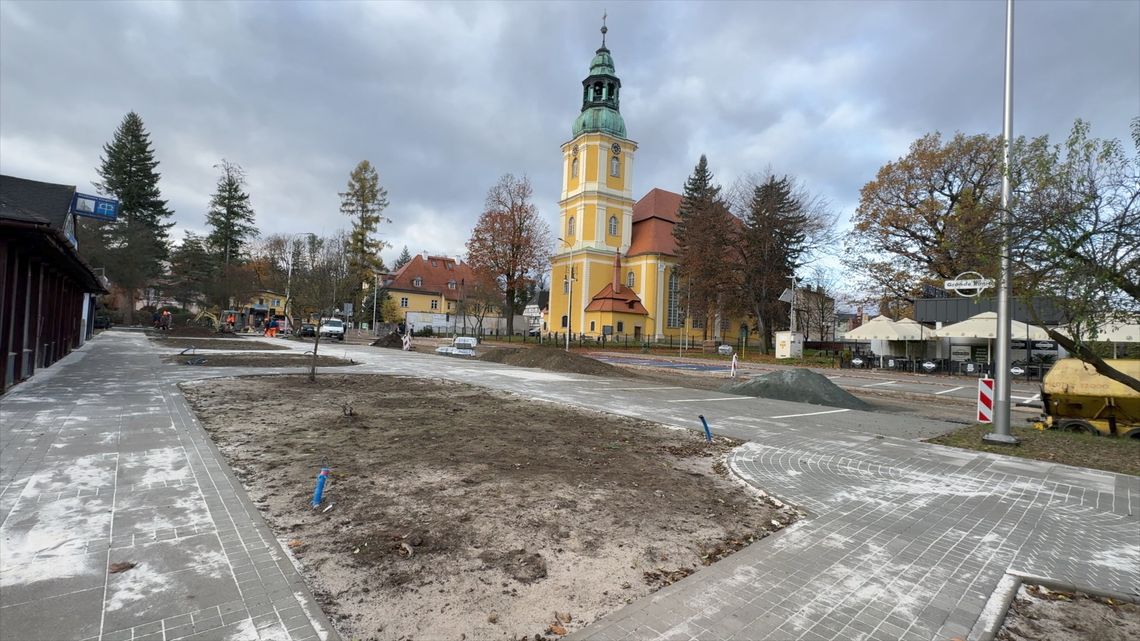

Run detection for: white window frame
[[400, 297, 409, 308], [431, 299, 439, 310], [610, 156, 620, 177], [626, 271, 634, 288], [608, 216, 618, 236], [566, 216, 575, 238]]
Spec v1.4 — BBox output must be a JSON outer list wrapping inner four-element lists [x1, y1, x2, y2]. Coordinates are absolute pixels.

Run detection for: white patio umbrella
[[894, 318, 935, 364], [933, 311, 1050, 362], [843, 315, 908, 340]]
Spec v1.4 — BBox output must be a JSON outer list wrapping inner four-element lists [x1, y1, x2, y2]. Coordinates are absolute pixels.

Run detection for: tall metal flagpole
[[985, 0, 1018, 445]]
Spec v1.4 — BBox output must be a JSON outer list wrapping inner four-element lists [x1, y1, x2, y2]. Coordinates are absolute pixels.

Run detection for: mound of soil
[[166, 326, 217, 338], [151, 337, 288, 351], [370, 331, 405, 348], [720, 368, 871, 410], [163, 354, 357, 367], [999, 583, 1140, 641], [479, 346, 631, 377]]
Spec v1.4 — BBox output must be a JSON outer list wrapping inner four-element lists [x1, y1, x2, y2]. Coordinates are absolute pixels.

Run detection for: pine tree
[[168, 232, 214, 309], [394, 245, 412, 271], [92, 111, 174, 324], [673, 155, 736, 338], [205, 160, 257, 267], [340, 160, 389, 318], [741, 175, 809, 353]]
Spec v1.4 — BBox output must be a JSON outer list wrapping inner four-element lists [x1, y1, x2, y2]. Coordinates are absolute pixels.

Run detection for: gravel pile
[[720, 368, 870, 410]]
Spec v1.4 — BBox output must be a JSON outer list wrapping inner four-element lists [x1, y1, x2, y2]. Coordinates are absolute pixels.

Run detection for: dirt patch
[[719, 368, 871, 410], [162, 353, 358, 367], [479, 346, 632, 378], [182, 374, 793, 640], [371, 332, 405, 348], [151, 337, 288, 351], [998, 583, 1140, 641], [928, 424, 1140, 476], [165, 326, 217, 338]]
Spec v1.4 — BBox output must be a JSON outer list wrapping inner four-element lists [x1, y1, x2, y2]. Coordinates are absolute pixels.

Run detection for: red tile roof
[[384, 254, 476, 301], [632, 188, 682, 223], [585, 283, 649, 314], [628, 188, 682, 257]]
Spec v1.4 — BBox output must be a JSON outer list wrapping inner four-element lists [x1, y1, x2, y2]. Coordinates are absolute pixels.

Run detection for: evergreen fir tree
[[168, 232, 214, 309], [340, 160, 389, 316], [205, 160, 257, 267], [673, 155, 735, 337], [92, 111, 174, 324], [394, 245, 412, 270], [741, 175, 809, 352]]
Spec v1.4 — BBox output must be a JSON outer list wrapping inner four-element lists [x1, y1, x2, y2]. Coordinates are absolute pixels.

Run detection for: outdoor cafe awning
[[843, 315, 909, 341], [933, 311, 1051, 340]]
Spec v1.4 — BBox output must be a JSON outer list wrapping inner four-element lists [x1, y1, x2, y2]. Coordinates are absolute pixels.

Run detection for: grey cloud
[[2, 0, 1136, 268]]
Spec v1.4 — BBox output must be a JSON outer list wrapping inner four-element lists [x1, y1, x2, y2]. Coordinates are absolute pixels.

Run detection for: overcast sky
[[2, 0, 1137, 273]]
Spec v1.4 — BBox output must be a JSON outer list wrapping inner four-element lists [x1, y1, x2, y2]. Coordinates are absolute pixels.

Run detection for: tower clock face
[[611, 143, 621, 156]]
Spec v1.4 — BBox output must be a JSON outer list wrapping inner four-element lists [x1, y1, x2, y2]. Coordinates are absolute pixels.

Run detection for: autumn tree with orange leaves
[[465, 174, 552, 335], [844, 132, 1004, 308]]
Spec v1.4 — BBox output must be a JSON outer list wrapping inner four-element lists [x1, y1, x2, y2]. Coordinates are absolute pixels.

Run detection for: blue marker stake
[[699, 415, 713, 443], [310, 467, 330, 508]]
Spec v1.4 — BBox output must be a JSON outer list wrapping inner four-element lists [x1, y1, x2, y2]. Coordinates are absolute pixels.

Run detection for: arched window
[[571, 157, 579, 178], [561, 315, 568, 328], [667, 271, 681, 328], [608, 216, 618, 236], [610, 156, 620, 177], [566, 216, 575, 237], [627, 271, 635, 288]]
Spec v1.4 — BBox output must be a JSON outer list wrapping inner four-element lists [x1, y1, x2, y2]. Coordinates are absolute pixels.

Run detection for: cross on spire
[[601, 11, 608, 47]]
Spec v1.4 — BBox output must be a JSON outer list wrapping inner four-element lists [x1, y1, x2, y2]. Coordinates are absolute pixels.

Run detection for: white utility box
[[774, 331, 804, 360]]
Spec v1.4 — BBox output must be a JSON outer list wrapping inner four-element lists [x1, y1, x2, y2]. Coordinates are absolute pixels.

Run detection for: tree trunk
[[124, 288, 136, 325], [504, 287, 515, 335]]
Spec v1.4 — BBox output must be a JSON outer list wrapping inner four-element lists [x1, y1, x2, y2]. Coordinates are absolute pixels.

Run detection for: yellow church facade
[[547, 28, 750, 344]]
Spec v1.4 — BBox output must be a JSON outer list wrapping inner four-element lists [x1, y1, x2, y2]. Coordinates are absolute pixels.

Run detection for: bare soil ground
[[479, 347, 633, 378], [162, 353, 358, 367], [998, 584, 1140, 641], [182, 374, 795, 641], [150, 337, 288, 351]]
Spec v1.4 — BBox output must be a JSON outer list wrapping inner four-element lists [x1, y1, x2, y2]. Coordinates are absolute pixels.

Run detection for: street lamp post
[[558, 237, 575, 352]]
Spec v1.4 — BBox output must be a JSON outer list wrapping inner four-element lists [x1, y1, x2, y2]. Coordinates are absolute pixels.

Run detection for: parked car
[[298, 323, 316, 337], [93, 315, 113, 329], [319, 318, 345, 341]]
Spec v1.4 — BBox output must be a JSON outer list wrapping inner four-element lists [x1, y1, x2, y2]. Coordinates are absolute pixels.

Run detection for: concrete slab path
[[1, 332, 334, 641], [4, 330, 1137, 641]]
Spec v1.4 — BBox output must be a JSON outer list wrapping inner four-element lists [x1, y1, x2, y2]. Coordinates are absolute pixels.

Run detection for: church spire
[[571, 19, 627, 139]]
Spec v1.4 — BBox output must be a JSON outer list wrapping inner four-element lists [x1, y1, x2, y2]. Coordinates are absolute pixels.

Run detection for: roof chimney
[[612, 253, 622, 293]]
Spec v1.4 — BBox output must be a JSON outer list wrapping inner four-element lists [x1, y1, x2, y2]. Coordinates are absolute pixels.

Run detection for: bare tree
[[465, 174, 552, 335]]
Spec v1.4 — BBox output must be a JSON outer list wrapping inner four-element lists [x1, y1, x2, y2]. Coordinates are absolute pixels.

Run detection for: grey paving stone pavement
[[5, 330, 1137, 641], [1, 331, 335, 641]]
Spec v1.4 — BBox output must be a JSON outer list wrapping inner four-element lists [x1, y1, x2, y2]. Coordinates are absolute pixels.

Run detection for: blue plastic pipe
[[699, 415, 713, 443], [310, 467, 330, 508]]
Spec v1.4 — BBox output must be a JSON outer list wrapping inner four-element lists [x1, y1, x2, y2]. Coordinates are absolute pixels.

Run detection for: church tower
[[550, 18, 638, 336]]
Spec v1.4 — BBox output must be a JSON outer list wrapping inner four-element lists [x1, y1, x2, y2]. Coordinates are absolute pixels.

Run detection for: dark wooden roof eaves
[[0, 219, 106, 292], [0, 175, 76, 229]]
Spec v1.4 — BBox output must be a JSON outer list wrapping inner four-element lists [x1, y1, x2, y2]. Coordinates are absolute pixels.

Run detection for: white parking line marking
[[603, 386, 684, 391], [1013, 393, 1041, 402], [768, 409, 852, 419], [862, 380, 896, 388], [666, 397, 752, 403], [934, 386, 965, 395]]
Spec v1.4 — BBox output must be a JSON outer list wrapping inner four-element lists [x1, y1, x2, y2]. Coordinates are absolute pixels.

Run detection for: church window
[[692, 316, 705, 329], [608, 216, 618, 235], [626, 271, 634, 288], [566, 216, 575, 237], [610, 156, 620, 177], [667, 271, 682, 328], [563, 278, 569, 294], [561, 315, 568, 328], [571, 157, 578, 178], [590, 321, 596, 332]]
